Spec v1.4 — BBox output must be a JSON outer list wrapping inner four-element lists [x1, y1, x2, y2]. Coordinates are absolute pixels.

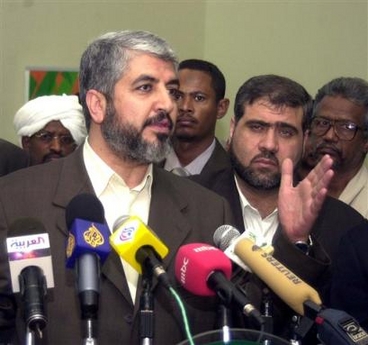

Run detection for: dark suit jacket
[[159, 138, 231, 178], [196, 138, 230, 177], [330, 220, 368, 330], [191, 164, 365, 341], [0, 139, 29, 177], [0, 146, 235, 345]]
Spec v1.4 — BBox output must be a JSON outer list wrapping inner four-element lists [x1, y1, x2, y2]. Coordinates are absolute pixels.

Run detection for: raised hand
[[278, 154, 334, 242]]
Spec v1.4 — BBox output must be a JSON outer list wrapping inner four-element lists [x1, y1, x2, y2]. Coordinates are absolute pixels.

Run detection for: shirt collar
[[234, 174, 278, 217], [164, 138, 216, 175], [83, 137, 153, 197]]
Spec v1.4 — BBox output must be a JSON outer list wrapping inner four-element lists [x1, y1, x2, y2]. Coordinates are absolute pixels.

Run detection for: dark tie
[[170, 167, 191, 177]]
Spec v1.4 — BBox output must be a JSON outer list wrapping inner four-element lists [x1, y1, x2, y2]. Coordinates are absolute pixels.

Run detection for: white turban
[[14, 94, 87, 146]]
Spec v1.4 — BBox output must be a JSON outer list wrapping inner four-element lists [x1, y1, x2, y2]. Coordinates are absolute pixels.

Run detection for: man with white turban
[[14, 94, 87, 165]]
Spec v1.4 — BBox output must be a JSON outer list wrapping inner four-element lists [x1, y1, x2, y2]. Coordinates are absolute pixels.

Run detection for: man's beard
[[229, 143, 281, 190], [101, 102, 173, 164]]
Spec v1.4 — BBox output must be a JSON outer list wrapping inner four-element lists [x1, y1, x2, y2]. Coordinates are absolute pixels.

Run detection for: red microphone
[[175, 243, 263, 326]]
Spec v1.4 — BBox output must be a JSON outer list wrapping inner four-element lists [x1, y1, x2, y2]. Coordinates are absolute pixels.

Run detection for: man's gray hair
[[79, 30, 178, 128], [313, 77, 368, 138]]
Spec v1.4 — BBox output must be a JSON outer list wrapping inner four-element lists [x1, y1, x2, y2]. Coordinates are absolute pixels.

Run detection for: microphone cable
[[168, 286, 195, 345]]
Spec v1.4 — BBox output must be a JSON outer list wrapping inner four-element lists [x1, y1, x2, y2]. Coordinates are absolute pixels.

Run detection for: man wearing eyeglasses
[[13, 94, 87, 165], [299, 77, 368, 218]]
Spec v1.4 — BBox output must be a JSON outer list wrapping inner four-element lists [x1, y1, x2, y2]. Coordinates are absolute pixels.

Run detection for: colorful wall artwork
[[26, 68, 79, 100]]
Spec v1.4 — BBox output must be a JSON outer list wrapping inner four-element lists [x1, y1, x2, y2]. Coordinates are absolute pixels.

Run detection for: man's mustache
[[251, 152, 279, 166], [144, 111, 173, 130]]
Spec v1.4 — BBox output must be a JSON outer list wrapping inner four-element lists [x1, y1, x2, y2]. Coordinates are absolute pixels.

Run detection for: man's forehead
[[43, 120, 71, 133], [244, 100, 303, 117], [126, 52, 176, 72], [316, 95, 366, 119]]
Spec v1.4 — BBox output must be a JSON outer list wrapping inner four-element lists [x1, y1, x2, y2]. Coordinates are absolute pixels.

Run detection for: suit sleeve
[[0, 196, 19, 344], [330, 225, 368, 330]]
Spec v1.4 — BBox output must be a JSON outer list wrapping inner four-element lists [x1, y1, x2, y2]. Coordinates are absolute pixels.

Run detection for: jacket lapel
[[51, 147, 133, 305]]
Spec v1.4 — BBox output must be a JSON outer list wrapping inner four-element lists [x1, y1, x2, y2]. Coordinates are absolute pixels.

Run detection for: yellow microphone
[[109, 216, 170, 287], [234, 237, 321, 315], [214, 225, 321, 316]]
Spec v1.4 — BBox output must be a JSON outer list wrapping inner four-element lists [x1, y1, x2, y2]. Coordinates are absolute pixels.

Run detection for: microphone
[[303, 300, 368, 345], [65, 193, 111, 320], [6, 218, 55, 338], [109, 215, 171, 288], [214, 224, 274, 273], [174, 243, 264, 326], [215, 226, 368, 344], [110, 216, 171, 344], [213, 225, 322, 316]]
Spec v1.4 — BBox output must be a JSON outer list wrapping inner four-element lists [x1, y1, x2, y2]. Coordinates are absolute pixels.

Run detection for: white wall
[[1, 0, 367, 144], [0, 0, 206, 143], [204, 1, 368, 140]]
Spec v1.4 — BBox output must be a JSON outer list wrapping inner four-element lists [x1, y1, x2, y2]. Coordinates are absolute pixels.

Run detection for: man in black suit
[[330, 220, 368, 330], [191, 74, 365, 343], [0, 139, 29, 176], [163, 59, 230, 176], [0, 30, 235, 345]]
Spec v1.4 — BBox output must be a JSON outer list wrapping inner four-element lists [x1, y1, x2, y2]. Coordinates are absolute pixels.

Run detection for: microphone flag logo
[[66, 219, 110, 268], [83, 223, 105, 248], [66, 233, 76, 259], [118, 225, 134, 242]]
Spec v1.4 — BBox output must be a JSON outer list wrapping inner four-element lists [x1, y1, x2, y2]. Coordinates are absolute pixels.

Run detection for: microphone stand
[[261, 288, 273, 345], [25, 326, 35, 345], [218, 303, 232, 343], [20, 266, 48, 345], [78, 253, 100, 345], [82, 318, 98, 345], [139, 267, 154, 345]]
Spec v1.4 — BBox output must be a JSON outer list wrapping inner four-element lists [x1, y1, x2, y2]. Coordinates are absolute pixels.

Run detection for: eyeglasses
[[310, 117, 365, 141], [33, 131, 76, 146]]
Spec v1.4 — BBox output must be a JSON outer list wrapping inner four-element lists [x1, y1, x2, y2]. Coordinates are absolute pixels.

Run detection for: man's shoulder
[[0, 152, 79, 192], [323, 196, 364, 217], [153, 165, 231, 206], [203, 139, 230, 169]]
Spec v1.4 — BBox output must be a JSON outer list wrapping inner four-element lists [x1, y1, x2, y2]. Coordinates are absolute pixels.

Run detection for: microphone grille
[[213, 225, 240, 251], [113, 215, 130, 231]]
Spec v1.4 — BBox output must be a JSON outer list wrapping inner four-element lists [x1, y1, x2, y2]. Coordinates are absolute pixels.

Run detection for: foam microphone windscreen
[[174, 243, 232, 296]]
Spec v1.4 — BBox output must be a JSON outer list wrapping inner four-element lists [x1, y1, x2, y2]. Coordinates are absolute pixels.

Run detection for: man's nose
[[178, 95, 193, 113], [49, 137, 62, 151], [259, 128, 279, 153]]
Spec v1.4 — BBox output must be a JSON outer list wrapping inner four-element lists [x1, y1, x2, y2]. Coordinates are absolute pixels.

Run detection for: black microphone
[[303, 300, 368, 345], [6, 218, 55, 339], [65, 193, 111, 319]]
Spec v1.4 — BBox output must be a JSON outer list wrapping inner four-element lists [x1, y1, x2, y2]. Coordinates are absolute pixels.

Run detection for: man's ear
[[216, 98, 230, 120], [302, 129, 311, 155], [363, 136, 368, 155], [21, 136, 31, 150], [86, 90, 107, 124], [229, 116, 236, 141]]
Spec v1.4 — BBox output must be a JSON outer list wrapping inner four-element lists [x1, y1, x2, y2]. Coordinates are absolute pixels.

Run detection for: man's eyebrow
[[132, 75, 179, 88], [167, 78, 180, 87], [245, 119, 299, 131], [132, 75, 157, 84], [189, 90, 207, 96]]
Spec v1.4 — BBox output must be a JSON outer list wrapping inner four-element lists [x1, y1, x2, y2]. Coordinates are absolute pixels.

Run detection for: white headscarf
[[14, 94, 87, 146]]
